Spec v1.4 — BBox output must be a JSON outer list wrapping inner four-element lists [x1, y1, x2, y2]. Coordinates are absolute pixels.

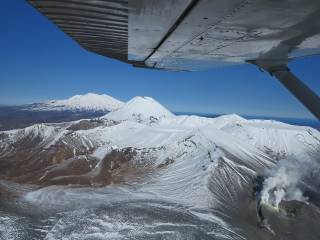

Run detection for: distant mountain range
[[1, 93, 318, 131], [0, 93, 124, 130], [25, 93, 124, 112]]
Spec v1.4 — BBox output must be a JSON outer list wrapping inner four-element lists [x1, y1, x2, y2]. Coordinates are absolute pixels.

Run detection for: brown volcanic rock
[[67, 119, 104, 131], [0, 131, 88, 183], [0, 135, 154, 187], [67, 119, 119, 131], [0, 142, 74, 184], [92, 148, 138, 185], [38, 155, 98, 186], [33, 148, 151, 186], [0, 119, 155, 187]]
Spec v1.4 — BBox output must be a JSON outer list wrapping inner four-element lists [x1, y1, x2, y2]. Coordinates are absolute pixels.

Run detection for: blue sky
[[0, 1, 319, 119]]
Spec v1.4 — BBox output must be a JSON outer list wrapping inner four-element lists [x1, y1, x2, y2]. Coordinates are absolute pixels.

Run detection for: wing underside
[[28, 0, 320, 71]]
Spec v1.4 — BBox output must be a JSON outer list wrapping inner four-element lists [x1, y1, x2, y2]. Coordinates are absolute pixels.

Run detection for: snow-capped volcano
[[104, 96, 174, 122], [0, 93, 124, 131], [28, 93, 124, 112]]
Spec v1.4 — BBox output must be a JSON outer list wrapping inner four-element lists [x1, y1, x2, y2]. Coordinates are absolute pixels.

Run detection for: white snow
[[103, 96, 174, 122], [28, 93, 124, 112]]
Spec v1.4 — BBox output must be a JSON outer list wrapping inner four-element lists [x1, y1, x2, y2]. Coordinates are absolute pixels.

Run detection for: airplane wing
[[27, 0, 320, 70], [27, 0, 320, 119]]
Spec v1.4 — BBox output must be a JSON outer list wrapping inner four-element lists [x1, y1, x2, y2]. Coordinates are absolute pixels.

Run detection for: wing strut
[[251, 62, 320, 120]]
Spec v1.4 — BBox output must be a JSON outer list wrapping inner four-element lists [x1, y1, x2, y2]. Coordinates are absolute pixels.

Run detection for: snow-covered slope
[[28, 93, 124, 112], [103, 96, 174, 122], [156, 113, 246, 130], [220, 119, 320, 159]]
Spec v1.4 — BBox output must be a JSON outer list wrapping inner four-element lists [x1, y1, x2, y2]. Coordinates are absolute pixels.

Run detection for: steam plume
[[260, 154, 319, 208]]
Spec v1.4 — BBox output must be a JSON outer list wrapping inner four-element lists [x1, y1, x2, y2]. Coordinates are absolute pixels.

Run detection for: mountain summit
[[29, 93, 124, 112], [103, 96, 174, 121]]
